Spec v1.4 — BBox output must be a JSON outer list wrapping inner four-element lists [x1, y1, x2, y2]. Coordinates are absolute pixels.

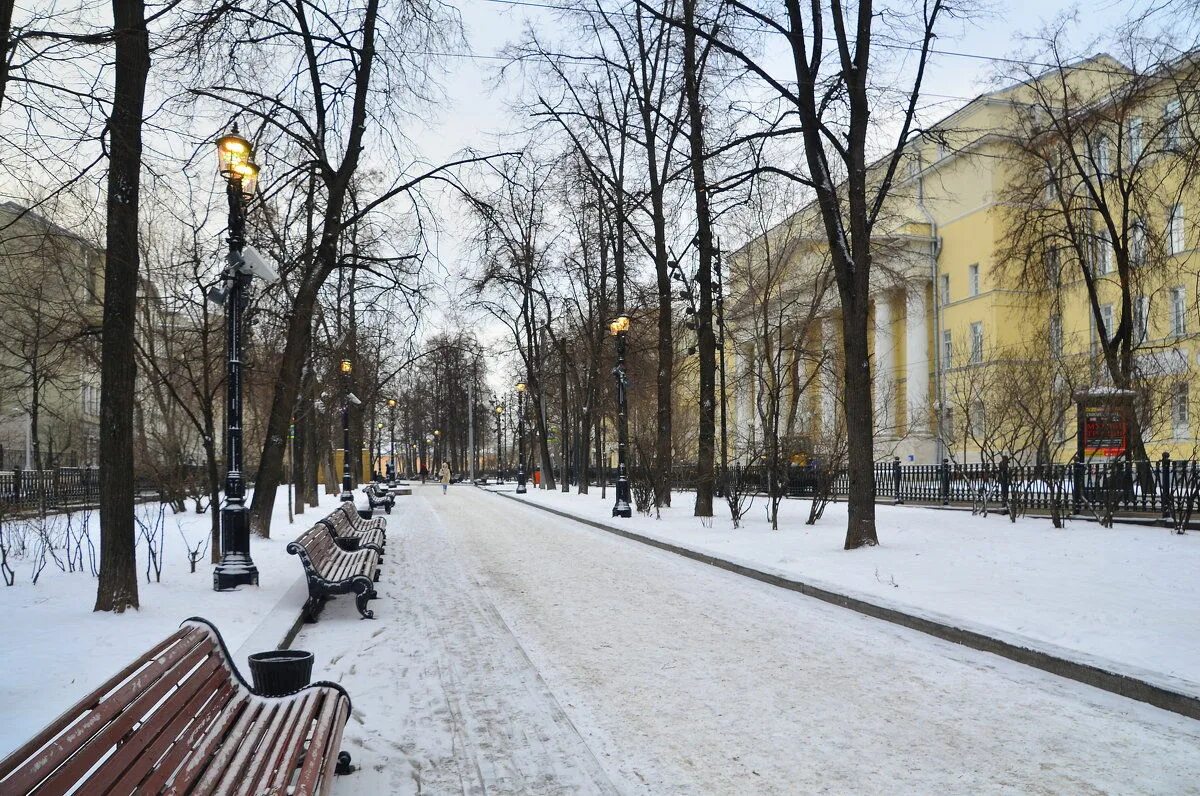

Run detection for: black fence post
[[999, 455, 1010, 510], [1072, 456, 1084, 515], [1161, 452, 1173, 521], [892, 457, 902, 504], [939, 458, 950, 506], [13, 466, 22, 506]]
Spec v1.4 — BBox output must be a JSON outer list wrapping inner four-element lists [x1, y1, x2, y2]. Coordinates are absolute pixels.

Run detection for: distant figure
[[420, 465, 428, 484], [440, 462, 452, 495]]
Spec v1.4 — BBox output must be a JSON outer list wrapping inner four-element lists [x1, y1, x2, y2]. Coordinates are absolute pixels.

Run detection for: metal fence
[[663, 455, 1200, 519], [0, 467, 100, 512]]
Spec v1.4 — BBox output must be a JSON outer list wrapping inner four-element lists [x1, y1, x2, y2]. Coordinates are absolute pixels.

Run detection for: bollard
[[1161, 452, 1173, 521], [893, 456, 902, 504], [999, 455, 1010, 510]]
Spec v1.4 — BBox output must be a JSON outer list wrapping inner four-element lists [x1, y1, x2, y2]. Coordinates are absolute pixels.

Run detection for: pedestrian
[[440, 462, 452, 495]]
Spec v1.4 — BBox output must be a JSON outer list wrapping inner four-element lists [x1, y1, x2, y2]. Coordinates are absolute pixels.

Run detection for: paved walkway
[[299, 485, 1200, 795]]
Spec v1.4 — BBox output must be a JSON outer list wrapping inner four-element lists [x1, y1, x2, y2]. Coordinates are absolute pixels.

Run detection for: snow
[[308, 485, 1200, 794], [0, 489, 344, 759], [491, 484, 1200, 697], [4, 483, 1200, 793]]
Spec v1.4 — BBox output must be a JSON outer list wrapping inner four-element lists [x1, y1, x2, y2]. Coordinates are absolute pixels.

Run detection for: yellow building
[[729, 53, 1200, 465]]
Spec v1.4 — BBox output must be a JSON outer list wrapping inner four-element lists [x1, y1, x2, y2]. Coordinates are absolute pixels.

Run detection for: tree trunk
[[249, 0, 380, 534], [840, 299, 878, 548], [0, 0, 13, 114], [683, 0, 715, 517], [95, 0, 148, 613], [204, 431, 220, 563]]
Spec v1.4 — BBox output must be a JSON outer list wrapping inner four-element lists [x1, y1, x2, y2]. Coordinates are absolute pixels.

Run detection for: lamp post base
[[340, 490, 354, 503], [613, 476, 632, 518], [516, 469, 527, 494], [213, 504, 259, 590]]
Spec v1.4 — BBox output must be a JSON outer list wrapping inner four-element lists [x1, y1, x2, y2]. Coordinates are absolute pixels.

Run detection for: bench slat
[[126, 681, 241, 794], [95, 664, 231, 794], [187, 699, 269, 794], [241, 691, 319, 796], [0, 627, 197, 786], [9, 633, 213, 795], [158, 693, 254, 796], [294, 693, 345, 796]]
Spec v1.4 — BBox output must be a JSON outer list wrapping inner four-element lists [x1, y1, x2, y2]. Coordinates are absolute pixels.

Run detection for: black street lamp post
[[515, 383, 527, 494], [375, 422, 384, 481], [339, 358, 354, 502], [610, 315, 632, 517], [387, 399, 397, 485], [214, 125, 261, 591], [492, 400, 504, 482]]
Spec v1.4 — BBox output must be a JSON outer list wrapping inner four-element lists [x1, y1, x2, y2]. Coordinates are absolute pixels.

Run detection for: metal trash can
[[247, 650, 315, 696]]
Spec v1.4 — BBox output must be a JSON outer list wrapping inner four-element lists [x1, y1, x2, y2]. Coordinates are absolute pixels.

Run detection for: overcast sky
[[412, 0, 1139, 365]]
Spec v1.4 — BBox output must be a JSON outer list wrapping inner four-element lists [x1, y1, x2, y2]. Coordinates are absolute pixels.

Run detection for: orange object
[[533, 469, 541, 485]]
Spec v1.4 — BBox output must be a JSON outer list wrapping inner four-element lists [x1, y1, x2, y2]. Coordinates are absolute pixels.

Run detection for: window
[[1171, 287, 1188, 336], [1046, 248, 1061, 283], [968, 264, 980, 296], [1128, 116, 1144, 161], [1098, 304, 1114, 342], [1091, 234, 1111, 275], [1131, 221, 1147, 266], [1049, 313, 1063, 357], [1173, 382, 1190, 434], [939, 274, 950, 306], [1134, 296, 1150, 344], [1169, 204, 1185, 255], [1044, 162, 1056, 203], [1096, 135, 1111, 178], [970, 401, 985, 437], [943, 408, 955, 441], [1165, 100, 1182, 151], [942, 329, 953, 365], [969, 322, 984, 364]]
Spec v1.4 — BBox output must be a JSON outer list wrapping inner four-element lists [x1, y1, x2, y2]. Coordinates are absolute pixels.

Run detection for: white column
[[874, 291, 893, 431], [821, 317, 838, 434], [906, 282, 930, 434]]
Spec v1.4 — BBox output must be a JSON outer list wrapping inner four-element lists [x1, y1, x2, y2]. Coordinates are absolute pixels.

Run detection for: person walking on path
[[440, 462, 452, 495]]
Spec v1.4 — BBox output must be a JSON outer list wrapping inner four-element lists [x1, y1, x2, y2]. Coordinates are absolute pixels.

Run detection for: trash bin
[[247, 650, 315, 696]]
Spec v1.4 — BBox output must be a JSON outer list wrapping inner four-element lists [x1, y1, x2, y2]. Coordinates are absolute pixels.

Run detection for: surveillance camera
[[347, 392, 363, 406], [236, 246, 280, 285]]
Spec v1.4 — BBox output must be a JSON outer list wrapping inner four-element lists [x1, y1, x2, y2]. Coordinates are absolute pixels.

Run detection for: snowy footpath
[[493, 485, 1200, 696], [0, 490, 344, 758], [304, 485, 1200, 795]]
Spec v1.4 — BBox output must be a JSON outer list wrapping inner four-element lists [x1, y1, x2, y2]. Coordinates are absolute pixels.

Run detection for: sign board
[[1074, 389, 1136, 461]]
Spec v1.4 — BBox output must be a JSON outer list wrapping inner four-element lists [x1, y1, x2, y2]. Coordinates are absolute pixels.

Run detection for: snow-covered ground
[[306, 485, 1200, 795], [0, 489, 342, 758], [493, 484, 1200, 696]]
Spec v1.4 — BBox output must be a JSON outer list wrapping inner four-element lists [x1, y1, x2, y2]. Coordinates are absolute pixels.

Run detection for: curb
[[487, 489, 1200, 722]]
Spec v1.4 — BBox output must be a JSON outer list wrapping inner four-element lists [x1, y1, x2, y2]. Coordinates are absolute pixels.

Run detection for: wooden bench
[[339, 499, 387, 532], [318, 502, 387, 553], [288, 522, 382, 620], [0, 617, 353, 795], [364, 481, 395, 513]]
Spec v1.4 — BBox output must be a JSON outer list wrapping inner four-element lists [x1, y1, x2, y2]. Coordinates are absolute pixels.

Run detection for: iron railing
[[642, 455, 1198, 519], [0, 467, 101, 512]]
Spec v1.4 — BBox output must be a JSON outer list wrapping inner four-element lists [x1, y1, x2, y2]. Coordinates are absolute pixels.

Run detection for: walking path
[[301, 485, 1200, 795]]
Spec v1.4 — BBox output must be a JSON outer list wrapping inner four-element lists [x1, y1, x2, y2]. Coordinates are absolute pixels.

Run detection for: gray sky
[[415, 0, 1138, 365]]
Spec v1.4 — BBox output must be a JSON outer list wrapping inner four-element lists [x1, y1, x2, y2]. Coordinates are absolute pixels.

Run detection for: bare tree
[[95, 0, 150, 613], [995, 21, 1200, 463], [670, 0, 956, 548]]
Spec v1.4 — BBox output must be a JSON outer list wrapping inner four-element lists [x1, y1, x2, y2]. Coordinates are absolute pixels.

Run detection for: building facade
[[728, 53, 1200, 465], [0, 202, 104, 470]]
